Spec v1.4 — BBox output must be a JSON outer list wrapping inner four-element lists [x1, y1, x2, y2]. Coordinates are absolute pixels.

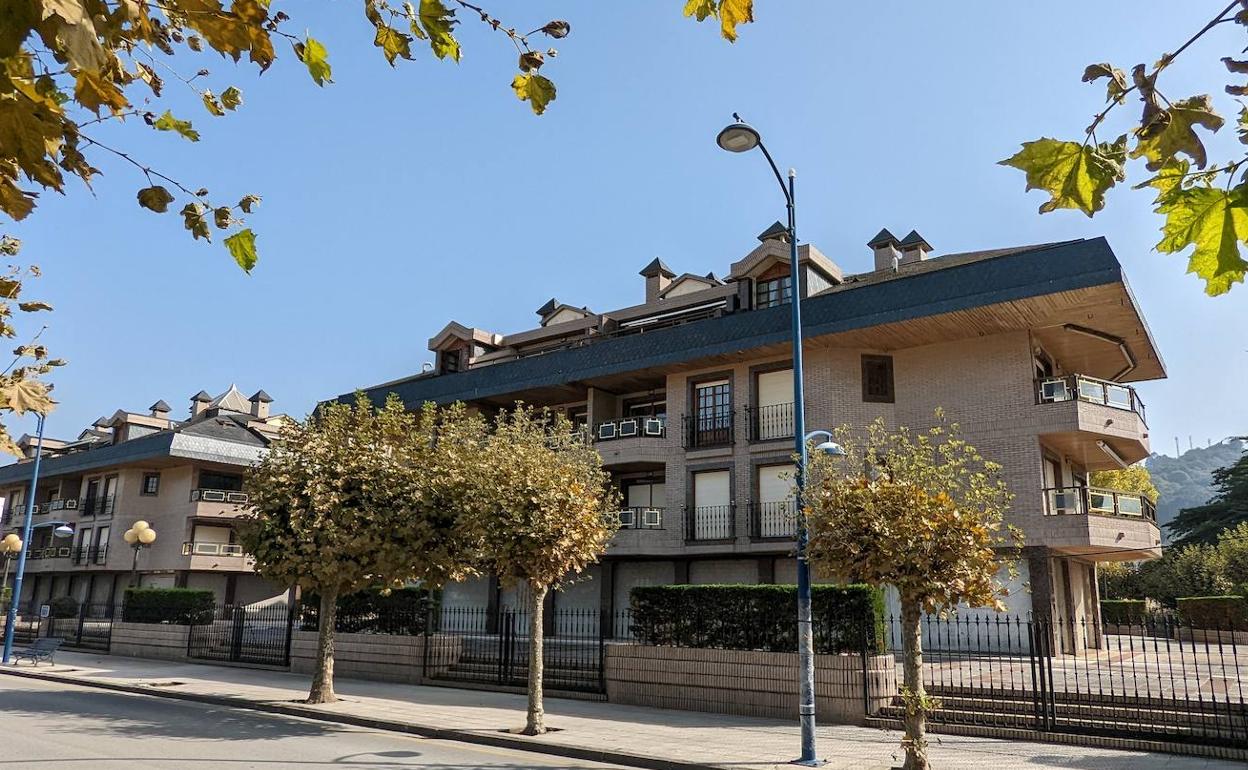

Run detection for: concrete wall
[[605, 644, 896, 725], [109, 621, 190, 661], [289, 631, 461, 683]]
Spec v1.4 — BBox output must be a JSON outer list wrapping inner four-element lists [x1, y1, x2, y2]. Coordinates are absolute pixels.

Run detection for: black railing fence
[[187, 603, 294, 667], [682, 412, 734, 448], [684, 504, 735, 541], [6, 601, 115, 651], [749, 500, 797, 539], [748, 402, 794, 442], [875, 612, 1248, 750]]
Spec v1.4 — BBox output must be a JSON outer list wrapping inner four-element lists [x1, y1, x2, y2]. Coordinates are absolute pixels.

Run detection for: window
[[753, 368, 794, 441], [690, 470, 732, 540], [755, 276, 792, 309], [861, 355, 895, 403], [73, 527, 90, 564], [198, 471, 243, 491], [440, 349, 462, 374], [756, 464, 796, 538], [566, 406, 588, 429], [92, 526, 109, 564], [691, 379, 732, 447], [141, 473, 160, 496], [624, 396, 666, 420]]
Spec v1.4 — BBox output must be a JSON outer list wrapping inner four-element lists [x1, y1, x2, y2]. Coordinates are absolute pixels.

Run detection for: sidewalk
[[0, 651, 1237, 770]]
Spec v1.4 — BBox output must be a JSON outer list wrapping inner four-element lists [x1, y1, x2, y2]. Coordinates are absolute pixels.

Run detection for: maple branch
[[76, 133, 207, 202]]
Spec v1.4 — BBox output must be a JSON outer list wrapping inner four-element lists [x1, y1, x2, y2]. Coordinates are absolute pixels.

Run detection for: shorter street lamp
[[1, 534, 21, 608], [124, 521, 156, 587]]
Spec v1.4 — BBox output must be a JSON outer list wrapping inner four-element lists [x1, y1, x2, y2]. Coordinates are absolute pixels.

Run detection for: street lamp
[[2, 411, 46, 664], [124, 521, 156, 588], [718, 114, 829, 766], [1, 534, 21, 609]]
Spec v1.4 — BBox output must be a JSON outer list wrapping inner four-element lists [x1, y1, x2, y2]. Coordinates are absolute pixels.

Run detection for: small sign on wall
[[38, 604, 49, 619]]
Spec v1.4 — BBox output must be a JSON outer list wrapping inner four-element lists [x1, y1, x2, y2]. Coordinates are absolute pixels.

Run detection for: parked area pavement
[[0, 651, 1239, 770], [0, 675, 631, 769]]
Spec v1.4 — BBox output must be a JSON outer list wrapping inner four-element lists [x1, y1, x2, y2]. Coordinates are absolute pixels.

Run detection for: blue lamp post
[[717, 116, 844, 766], [2, 412, 46, 664]]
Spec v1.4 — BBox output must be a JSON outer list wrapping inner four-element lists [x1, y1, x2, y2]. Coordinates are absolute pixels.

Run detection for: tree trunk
[[900, 599, 928, 770], [307, 587, 339, 704], [522, 581, 548, 735]]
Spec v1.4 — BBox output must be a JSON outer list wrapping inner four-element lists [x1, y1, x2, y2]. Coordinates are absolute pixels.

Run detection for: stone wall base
[[109, 622, 190, 661]]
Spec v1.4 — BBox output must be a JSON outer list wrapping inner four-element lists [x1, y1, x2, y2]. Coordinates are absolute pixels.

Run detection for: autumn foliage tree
[[804, 416, 1017, 770], [468, 407, 618, 735], [1002, 2, 1248, 296], [239, 394, 481, 703], [0, 236, 61, 455]]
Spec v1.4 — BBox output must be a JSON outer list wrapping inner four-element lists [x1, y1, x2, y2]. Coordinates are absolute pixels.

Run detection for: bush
[[122, 588, 216, 624], [47, 595, 79, 618], [300, 587, 436, 635], [1097, 562, 1143, 599], [1099, 599, 1147, 625], [1176, 595, 1248, 629], [628, 583, 886, 654]]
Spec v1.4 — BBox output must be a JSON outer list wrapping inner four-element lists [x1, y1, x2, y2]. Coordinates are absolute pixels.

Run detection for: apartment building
[[343, 226, 1164, 635], [0, 386, 288, 607]]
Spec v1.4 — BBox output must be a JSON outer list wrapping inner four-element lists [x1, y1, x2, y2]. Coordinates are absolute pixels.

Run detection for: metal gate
[[423, 606, 606, 694], [871, 613, 1248, 750], [187, 603, 293, 667], [8, 602, 113, 651]]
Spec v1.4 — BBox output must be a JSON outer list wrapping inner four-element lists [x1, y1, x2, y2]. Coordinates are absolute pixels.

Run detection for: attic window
[[755, 276, 792, 309], [440, 349, 463, 374]]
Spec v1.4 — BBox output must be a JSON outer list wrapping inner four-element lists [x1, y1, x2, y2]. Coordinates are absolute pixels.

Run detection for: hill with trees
[[1145, 439, 1245, 538]]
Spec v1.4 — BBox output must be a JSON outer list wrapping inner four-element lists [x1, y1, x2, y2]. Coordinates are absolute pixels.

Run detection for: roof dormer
[[536, 298, 593, 327]]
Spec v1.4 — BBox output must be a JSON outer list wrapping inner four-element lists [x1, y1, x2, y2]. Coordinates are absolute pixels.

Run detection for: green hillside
[[1146, 439, 1245, 539]]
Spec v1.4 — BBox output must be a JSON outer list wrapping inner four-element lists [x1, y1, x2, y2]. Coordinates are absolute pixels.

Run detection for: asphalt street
[[0, 675, 631, 770]]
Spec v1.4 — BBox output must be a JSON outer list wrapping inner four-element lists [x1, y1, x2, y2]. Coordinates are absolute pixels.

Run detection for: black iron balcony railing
[[613, 506, 665, 530], [684, 504, 735, 542], [190, 488, 250, 504], [80, 495, 115, 518], [682, 411, 735, 449], [748, 402, 794, 442], [182, 541, 246, 556], [1042, 485, 1157, 523], [1035, 374, 1147, 426], [28, 498, 80, 516], [26, 546, 71, 561], [594, 416, 666, 442], [749, 499, 798, 540], [72, 545, 109, 565]]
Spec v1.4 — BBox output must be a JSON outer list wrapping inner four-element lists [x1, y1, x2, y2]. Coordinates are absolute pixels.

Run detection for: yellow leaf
[[73, 70, 128, 115], [0, 376, 54, 415], [511, 73, 556, 116]]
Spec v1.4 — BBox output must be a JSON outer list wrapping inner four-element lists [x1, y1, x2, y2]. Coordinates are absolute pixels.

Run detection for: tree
[[1097, 561, 1142, 600], [1, 1, 758, 270], [1001, 2, 1248, 296], [239, 394, 480, 703], [1136, 543, 1231, 604], [468, 407, 618, 735], [1167, 448, 1248, 546], [1090, 464, 1159, 502], [0, 236, 60, 455], [1217, 522, 1248, 587], [804, 415, 1017, 770]]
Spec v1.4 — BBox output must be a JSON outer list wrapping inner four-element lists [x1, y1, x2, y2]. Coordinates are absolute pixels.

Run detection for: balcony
[[613, 506, 665, 530], [748, 403, 794, 442], [1034, 374, 1149, 469], [1038, 485, 1161, 559], [182, 541, 246, 557], [28, 498, 80, 516], [190, 489, 250, 504], [25, 545, 71, 561], [684, 504, 735, 542], [594, 416, 665, 442], [80, 495, 115, 518], [750, 499, 798, 540], [72, 545, 109, 565], [593, 417, 668, 470], [682, 412, 735, 450]]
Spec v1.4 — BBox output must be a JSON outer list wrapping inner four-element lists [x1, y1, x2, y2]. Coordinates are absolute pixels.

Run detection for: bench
[[12, 638, 62, 666]]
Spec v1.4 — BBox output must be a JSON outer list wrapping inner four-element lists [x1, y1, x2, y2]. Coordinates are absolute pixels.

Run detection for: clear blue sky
[[8, 1, 1245, 456]]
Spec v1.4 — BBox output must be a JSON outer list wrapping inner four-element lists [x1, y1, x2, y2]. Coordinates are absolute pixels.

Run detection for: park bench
[[12, 637, 62, 666]]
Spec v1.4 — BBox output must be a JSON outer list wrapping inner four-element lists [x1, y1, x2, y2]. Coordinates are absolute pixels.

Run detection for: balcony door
[[625, 481, 665, 529], [757, 464, 796, 538], [755, 369, 793, 441], [692, 379, 732, 446], [692, 470, 731, 540]]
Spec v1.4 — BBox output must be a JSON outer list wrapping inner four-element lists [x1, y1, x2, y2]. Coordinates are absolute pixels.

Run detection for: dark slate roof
[[340, 238, 1127, 410], [535, 298, 558, 317], [249, 389, 273, 403], [149, 399, 171, 412], [192, 390, 212, 402], [867, 228, 899, 247], [757, 221, 788, 241], [899, 229, 932, 250], [638, 258, 675, 278]]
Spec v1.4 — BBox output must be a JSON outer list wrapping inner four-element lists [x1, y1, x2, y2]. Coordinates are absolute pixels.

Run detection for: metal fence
[[187, 603, 294, 667], [874, 613, 1248, 749], [4, 601, 114, 651]]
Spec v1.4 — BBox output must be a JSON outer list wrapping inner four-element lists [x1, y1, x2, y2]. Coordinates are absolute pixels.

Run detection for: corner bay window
[[755, 276, 792, 309]]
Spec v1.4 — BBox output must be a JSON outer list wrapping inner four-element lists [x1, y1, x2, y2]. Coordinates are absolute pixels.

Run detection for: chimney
[[149, 400, 171, 419], [249, 389, 273, 419], [639, 258, 675, 302], [756, 221, 790, 244], [191, 390, 212, 419], [868, 228, 902, 272], [898, 230, 932, 264]]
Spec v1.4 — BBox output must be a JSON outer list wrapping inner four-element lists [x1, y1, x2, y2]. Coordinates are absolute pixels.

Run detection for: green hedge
[[1099, 599, 1147, 625], [629, 584, 885, 654], [48, 596, 79, 618], [122, 588, 216, 624], [301, 587, 436, 635], [1176, 595, 1248, 629]]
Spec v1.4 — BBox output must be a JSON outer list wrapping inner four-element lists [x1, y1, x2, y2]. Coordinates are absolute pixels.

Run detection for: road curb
[[0, 666, 721, 770]]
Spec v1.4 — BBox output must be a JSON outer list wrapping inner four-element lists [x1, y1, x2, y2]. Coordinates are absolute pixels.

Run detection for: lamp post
[[124, 521, 156, 588], [1, 534, 21, 609], [2, 412, 46, 664], [717, 116, 843, 766]]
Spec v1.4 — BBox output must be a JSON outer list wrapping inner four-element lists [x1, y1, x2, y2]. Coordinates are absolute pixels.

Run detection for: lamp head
[[138, 527, 156, 545], [814, 440, 846, 457], [53, 524, 74, 538], [123, 528, 138, 545], [716, 120, 761, 153]]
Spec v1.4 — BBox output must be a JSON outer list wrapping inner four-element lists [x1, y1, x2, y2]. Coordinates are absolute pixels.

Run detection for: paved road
[[0, 676, 630, 770]]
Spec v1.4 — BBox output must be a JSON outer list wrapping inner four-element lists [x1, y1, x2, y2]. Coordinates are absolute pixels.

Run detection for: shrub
[[1099, 599, 1147, 625], [1176, 595, 1248, 629], [1097, 562, 1143, 599], [628, 583, 886, 654], [47, 595, 79, 618], [122, 588, 216, 624], [300, 587, 436, 635]]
